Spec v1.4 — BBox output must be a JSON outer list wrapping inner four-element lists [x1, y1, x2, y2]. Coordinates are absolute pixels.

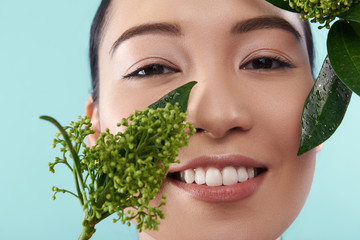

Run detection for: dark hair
[[90, 0, 111, 103], [89, 0, 315, 102], [303, 21, 314, 75]]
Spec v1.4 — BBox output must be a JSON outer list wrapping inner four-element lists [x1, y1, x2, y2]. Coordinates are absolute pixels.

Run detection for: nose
[[186, 74, 254, 139]]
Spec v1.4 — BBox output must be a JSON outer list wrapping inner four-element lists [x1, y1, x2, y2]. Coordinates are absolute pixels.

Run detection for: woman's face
[[88, 0, 317, 239]]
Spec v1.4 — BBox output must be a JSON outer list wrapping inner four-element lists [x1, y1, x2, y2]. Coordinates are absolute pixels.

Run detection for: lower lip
[[168, 172, 266, 203]]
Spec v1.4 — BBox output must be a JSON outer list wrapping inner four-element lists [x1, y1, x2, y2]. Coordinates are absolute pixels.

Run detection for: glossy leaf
[[265, 0, 299, 13], [350, 21, 360, 38], [148, 81, 197, 112], [341, 3, 360, 23], [327, 20, 360, 96], [298, 56, 352, 155]]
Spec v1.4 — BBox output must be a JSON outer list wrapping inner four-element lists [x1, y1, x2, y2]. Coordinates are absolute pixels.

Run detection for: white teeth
[[195, 168, 206, 185], [222, 166, 238, 185], [237, 167, 249, 182], [247, 168, 255, 179], [182, 169, 195, 184], [178, 166, 262, 185], [206, 168, 222, 186]]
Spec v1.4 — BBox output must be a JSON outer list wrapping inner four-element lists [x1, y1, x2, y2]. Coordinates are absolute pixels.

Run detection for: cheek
[[98, 81, 162, 133], [97, 76, 184, 133], [249, 76, 316, 233], [256, 150, 316, 238], [252, 76, 313, 157]]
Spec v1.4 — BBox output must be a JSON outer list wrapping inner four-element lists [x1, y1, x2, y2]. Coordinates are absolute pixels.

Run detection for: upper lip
[[168, 154, 268, 173]]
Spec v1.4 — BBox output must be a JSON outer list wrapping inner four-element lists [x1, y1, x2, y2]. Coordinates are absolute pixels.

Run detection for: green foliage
[[148, 81, 197, 112], [84, 103, 194, 230], [265, 0, 300, 13], [41, 82, 197, 239], [44, 104, 195, 239], [341, 3, 360, 23], [298, 56, 352, 155], [327, 20, 360, 96], [267, 0, 360, 28]]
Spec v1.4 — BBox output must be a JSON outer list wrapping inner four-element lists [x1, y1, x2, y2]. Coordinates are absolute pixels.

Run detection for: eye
[[123, 64, 179, 79], [241, 57, 293, 70]]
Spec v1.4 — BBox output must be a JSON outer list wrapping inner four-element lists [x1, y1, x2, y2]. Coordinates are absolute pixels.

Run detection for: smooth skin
[[86, 0, 319, 239]]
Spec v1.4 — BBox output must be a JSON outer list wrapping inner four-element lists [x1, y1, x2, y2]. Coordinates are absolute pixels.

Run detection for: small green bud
[[126, 176, 132, 182]]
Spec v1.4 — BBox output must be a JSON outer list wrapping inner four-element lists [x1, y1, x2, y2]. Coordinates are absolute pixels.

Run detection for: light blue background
[[1, 1, 359, 239]]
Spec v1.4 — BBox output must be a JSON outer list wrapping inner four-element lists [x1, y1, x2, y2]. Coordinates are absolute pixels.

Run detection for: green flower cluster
[[49, 116, 95, 175], [286, 0, 360, 28], [49, 103, 195, 239]]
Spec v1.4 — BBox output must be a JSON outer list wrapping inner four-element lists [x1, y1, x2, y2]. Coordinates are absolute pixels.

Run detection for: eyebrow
[[110, 22, 182, 56], [231, 16, 301, 39], [110, 16, 301, 56]]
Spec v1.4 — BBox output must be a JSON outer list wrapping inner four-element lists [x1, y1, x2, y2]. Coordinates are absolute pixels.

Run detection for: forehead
[[101, 0, 306, 52]]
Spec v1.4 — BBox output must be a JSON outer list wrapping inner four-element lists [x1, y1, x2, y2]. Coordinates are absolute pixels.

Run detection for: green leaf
[[341, 3, 360, 23], [327, 20, 360, 96], [350, 21, 360, 38], [298, 56, 352, 156], [265, 0, 299, 13], [148, 81, 197, 112]]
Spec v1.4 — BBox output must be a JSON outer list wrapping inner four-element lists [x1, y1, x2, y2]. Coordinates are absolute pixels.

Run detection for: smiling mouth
[[167, 166, 267, 186]]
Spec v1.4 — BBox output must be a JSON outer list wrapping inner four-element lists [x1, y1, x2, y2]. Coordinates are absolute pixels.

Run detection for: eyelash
[[240, 56, 294, 70], [122, 64, 179, 79], [122, 56, 293, 79]]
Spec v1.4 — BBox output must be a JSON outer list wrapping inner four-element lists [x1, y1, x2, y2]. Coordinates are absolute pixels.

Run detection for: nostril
[[195, 126, 245, 138], [195, 128, 205, 133]]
